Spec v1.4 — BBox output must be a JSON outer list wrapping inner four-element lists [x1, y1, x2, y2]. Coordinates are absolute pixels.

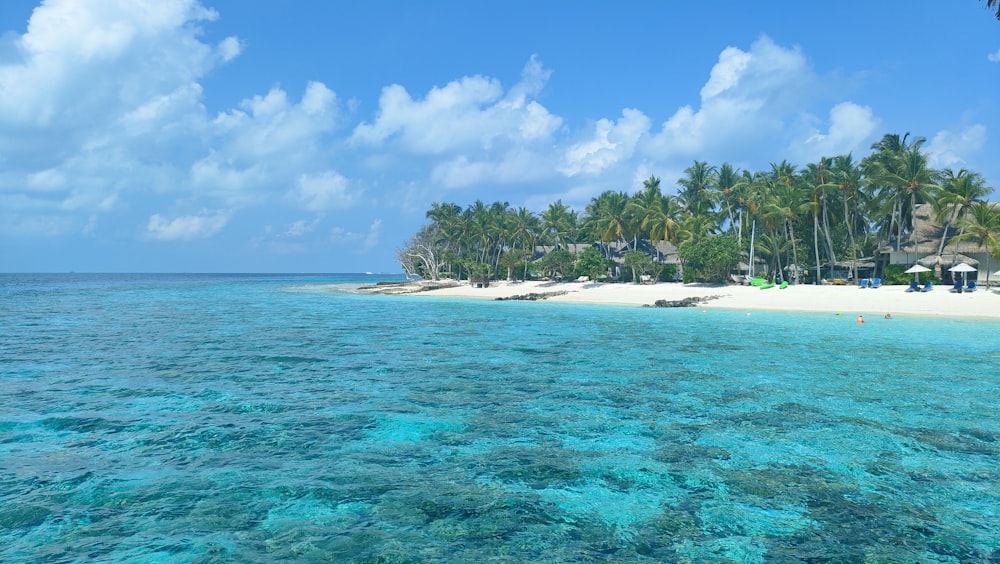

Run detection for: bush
[[883, 263, 940, 286], [575, 247, 610, 281], [677, 234, 740, 283]]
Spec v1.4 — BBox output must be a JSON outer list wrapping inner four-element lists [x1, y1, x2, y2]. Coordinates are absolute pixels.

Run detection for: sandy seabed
[[400, 279, 1000, 320]]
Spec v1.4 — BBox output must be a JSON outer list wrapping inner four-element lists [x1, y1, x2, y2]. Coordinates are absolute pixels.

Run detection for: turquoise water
[[2, 273, 998, 562]]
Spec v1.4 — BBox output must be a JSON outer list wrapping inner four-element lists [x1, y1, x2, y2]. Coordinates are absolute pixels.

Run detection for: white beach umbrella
[[948, 262, 977, 288], [948, 263, 977, 273], [904, 264, 931, 283]]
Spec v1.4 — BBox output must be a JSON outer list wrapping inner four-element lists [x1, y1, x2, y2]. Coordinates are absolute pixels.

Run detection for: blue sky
[[2, 1, 998, 273]]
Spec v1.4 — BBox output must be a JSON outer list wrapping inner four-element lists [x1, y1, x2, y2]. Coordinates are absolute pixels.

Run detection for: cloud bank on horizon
[[1, 0, 997, 272]]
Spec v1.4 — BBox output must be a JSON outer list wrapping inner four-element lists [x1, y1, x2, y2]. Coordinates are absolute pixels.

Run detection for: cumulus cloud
[[0, 0, 245, 230], [988, 48, 1000, 63], [0, 0, 229, 128], [147, 210, 229, 240], [192, 81, 340, 203], [293, 170, 357, 212], [560, 109, 650, 176], [644, 36, 815, 161], [351, 56, 562, 154], [926, 125, 987, 168], [792, 102, 879, 162]]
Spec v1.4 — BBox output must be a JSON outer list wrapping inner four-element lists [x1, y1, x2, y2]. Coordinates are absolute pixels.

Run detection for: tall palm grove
[[398, 133, 999, 285]]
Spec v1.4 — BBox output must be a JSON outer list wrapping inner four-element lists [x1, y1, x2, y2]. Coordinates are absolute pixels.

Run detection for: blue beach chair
[[907, 280, 919, 292], [859, 279, 870, 289], [950, 280, 963, 293], [921, 281, 933, 292], [871, 278, 882, 289], [966, 281, 977, 292]]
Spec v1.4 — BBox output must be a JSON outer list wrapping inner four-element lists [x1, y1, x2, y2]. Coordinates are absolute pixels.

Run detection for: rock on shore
[[357, 279, 461, 295]]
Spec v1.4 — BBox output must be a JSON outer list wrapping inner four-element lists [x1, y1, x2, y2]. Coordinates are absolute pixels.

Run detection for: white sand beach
[[402, 280, 1000, 320]]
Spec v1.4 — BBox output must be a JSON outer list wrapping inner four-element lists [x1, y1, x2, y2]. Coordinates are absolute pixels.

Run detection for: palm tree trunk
[[813, 214, 822, 285]]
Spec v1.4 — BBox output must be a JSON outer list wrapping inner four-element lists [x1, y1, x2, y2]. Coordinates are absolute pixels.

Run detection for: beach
[[403, 279, 1000, 320]]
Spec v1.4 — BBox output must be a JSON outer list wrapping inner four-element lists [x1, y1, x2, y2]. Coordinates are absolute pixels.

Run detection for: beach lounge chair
[[950, 280, 963, 293], [921, 281, 933, 292], [966, 281, 977, 292], [859, 279, 870, 289], [907, 280, 919, 292], [871, 278, 882, 288]]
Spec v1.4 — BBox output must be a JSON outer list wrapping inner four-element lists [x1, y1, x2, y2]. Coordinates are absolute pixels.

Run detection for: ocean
[[2, 273, 998, 562]]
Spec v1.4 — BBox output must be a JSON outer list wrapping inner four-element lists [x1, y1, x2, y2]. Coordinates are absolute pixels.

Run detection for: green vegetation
[[677, 234, 740, 284], [397, 132, 998, 284]]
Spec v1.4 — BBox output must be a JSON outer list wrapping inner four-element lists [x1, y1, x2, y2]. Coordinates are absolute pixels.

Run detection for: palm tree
[[584, 190, 632, 258], [803, 157, 836, 283], [643, 193, 682, 260], [762, 179, 806, 283], [509, 207, 540, 279], [950, 202, 1000, 286], [933, 169, 992, 256], [626, 177, 663, 247], [677, 161, 718, 216], [540, 200, 575, 251], [832, 154, 865, 281], [426, 202, 463, 275], [713, 163, 742, 237], [864, 132, 929, 250], [986, 0, 1000, 19]]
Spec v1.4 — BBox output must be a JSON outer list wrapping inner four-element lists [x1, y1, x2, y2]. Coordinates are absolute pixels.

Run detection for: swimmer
[[857, 315, 864, 324], [884, 313, 892, 319]]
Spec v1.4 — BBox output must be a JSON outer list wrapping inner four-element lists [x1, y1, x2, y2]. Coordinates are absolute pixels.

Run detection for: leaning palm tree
[[832, 154, 865, 280], [762, 180, 807, 283], [949, 201, 1000, 286], [865, 132, 929, 249], [933, 168, 992, 256], [803, 157, 837, 284], [713, 163, 742, 237]]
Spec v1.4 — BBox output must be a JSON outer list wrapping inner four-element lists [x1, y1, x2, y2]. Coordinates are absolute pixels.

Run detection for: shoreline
[[362, 279, 1000, 320]]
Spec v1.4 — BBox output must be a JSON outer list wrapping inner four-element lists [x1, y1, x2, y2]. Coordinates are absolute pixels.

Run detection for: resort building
[[879, 203, 998, 284]]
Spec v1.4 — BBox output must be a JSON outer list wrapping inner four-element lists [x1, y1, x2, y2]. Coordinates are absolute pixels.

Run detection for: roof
[[880, 202, 997, 256]]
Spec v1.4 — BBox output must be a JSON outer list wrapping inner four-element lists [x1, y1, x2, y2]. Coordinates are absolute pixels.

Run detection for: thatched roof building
[[880, 203, 997, 281]]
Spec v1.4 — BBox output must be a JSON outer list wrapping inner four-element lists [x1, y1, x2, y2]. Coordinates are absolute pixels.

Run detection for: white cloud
[[0, 0, 242, 230], [431, 149, 553, 188], [146, 209, 229, 240], [284, 218, 321, 237], [792, 102, 879, 162], [293, 170, 357, 212], [351, 56, 562, 154], [701, 46, 752, 99], [363, 219, 381, 252], [560, 109, 650, 176], [216, 36, 241, 63], [329, 219, 382, 253], [926, 125, 987, 168], [988, 48, 1000, 63], [210, 81, 337, 160], [644, 36, 814, 160], [0, 0, 224, 128]]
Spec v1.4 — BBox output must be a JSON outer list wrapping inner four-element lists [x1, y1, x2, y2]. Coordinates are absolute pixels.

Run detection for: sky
[[1, 1, 998, 273]]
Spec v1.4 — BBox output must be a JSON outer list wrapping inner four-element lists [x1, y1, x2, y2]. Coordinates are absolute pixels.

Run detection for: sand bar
[[376, 279, 1000, 320]]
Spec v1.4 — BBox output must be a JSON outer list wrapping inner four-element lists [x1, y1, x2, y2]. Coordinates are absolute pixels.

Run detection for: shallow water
[[2, 273, 999, 562]]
